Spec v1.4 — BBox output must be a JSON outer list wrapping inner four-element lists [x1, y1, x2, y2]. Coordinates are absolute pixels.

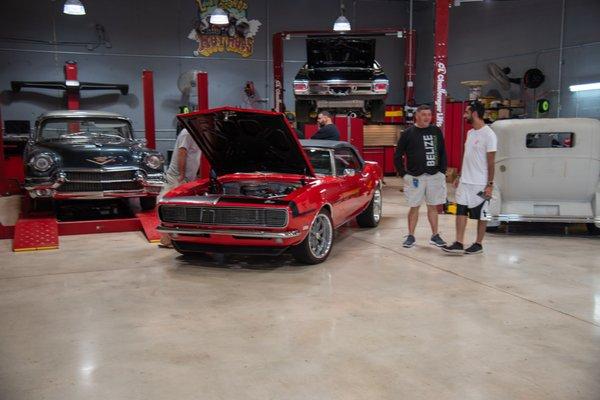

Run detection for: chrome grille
[[160, 206, 288, 228], [64, 170, 137, 182], [57, 181, 142, 192]]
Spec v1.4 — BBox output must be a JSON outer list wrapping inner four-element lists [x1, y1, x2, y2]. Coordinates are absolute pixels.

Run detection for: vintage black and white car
[[293, 36, 389, 123], [24, 110, 165, 210]]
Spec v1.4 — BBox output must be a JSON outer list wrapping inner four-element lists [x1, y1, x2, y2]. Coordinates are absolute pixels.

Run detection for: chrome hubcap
[[308, 214, 333, 259], [373, 188, 382, 223]]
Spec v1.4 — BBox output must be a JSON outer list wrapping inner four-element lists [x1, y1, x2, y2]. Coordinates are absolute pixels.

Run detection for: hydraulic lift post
[[433, 0, 450, 133], [142, 70, 156, 150], [196, 71, 212, 179]]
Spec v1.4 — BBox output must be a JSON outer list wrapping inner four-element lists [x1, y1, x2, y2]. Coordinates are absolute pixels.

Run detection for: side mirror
[[343, 168, 356, 177]]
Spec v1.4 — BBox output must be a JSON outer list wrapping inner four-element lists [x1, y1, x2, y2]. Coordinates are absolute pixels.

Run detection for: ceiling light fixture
[[63, 0, 86, 15], [569, 82, 600, 92], [210, 7, 229, 25], [333, 1, 351, 31]]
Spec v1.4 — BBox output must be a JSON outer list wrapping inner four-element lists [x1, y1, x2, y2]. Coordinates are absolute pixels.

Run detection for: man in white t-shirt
[[158, 128, 201, 247], [443, 101, 497, 255]]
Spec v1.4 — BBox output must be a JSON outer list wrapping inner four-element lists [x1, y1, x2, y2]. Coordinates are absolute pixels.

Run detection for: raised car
[[293, 36, 389, 123], [157, 107, 383, 264], [24, 110, 165, 210]]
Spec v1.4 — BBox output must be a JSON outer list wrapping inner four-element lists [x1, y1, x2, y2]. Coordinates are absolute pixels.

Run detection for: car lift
[[0, 62, 210, 251], [272, 28, 417, 114]]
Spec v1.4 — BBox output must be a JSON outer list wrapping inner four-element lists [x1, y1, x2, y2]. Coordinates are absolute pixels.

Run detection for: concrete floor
[[1, 178, 600, 400]]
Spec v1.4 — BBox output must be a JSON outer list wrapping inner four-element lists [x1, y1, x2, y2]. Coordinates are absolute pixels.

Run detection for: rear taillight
[[373, 80, 389, 93], [293, 80, 309, 94]]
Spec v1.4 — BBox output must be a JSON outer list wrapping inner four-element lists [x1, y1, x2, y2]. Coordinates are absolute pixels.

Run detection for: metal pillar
[[404, 29, 417, 106], [142, 70, 156, 150], [0, 106, 7, 195], [433, 0, 450, 133], [64, 61, 79, 110], [196, 72, 209, 111]]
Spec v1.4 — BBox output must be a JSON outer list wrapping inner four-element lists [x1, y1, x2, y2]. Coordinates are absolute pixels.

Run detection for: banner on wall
[[188, 0, 262, 58]]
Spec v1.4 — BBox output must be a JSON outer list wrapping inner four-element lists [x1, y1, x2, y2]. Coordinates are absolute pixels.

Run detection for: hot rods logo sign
[[188, 0, 261, 58]]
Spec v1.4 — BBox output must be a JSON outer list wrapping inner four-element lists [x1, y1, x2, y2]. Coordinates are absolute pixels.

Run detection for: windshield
[[38, 118, 132, 143], [305, 148, 333, 175]]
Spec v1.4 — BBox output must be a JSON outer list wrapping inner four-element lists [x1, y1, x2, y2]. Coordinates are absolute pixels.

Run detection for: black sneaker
[[403, 235, 416, 248], [442, 241, 464, 254], [465, 243, 483, 254], [429, 233, 447, 247]]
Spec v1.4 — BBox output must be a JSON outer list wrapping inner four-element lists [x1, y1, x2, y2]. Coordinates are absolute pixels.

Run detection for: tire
[[295, 100, 312, 123], [369, 100, 386, 123], [586, 223, 600, 235], [291, 209, 334, 264], [356, 186, 382, 228], [140, 196, 157, 211]]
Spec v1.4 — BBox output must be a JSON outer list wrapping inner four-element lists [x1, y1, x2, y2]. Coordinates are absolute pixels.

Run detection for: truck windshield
[[39, 118, 132, 143]]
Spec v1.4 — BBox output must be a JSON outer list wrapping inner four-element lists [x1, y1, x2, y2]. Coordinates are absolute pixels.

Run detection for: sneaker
[[403, 235, 416, 248], [429, 233, 447, 247], [442, 241, 464, 254], [465, 243, 483, 254]]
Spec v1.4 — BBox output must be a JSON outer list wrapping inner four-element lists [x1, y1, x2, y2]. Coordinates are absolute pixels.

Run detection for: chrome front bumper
[[490, 214, 600, 224], [157, 226, 301, 239], [25, 169, 164, 199]]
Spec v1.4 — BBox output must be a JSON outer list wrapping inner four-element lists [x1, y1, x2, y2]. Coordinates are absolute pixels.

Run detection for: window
[[305, 148, 333, 175], [39, 118, 132, 142], [333, 148, 362, 175], [526, 132, 574, 148]]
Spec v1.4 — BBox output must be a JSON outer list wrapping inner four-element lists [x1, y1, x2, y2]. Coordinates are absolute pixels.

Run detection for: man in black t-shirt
[[312, 111, 340, 140], [394, 104, 448, 249]]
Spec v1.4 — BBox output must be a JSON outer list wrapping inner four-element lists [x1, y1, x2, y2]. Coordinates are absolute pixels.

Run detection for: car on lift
[[293, 36, 389, 123], [157, 107, 383, 264], [487, 118, 600, 234], [24, 110, 165, 210]]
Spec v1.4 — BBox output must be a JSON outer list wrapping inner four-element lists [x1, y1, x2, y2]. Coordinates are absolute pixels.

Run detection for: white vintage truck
[[487, 118, 600, 234]]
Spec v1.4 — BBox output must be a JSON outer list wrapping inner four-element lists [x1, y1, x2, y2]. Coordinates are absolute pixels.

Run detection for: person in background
[[394, 104, 448, 249], [312, 111, 340, 140], [285, 112, 305, 139], [442, 100, 497, 255], [158, 127, 201, 247]]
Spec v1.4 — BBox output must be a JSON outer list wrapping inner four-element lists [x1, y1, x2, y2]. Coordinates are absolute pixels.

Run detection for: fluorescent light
[[569, 82, 600, 92], [210, 8, 229, 25], [333, 15, 351, 31], [63, 0, 86, 15]]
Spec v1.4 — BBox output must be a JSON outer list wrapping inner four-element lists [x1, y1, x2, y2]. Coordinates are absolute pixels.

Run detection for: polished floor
[[1, 179, 600, 400]]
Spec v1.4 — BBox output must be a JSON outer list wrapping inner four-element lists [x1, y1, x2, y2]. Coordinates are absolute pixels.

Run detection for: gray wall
[[0, 0, 410, 155], [413, 0, 600, 119]]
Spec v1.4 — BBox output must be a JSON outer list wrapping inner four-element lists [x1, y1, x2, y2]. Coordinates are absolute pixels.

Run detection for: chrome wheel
[[373, 188, 382, 223], [308, 213, 333, 259]]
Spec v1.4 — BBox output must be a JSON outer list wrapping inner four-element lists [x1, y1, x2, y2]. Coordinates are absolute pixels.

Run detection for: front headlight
[[31, 154, 54, 172], [144, 154, 164, 170]]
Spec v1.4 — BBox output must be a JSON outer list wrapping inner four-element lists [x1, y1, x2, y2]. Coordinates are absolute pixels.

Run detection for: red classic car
[[157, 107, 383, 264]]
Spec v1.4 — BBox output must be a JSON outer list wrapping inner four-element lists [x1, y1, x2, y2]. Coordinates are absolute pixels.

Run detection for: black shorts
[[456, 202, 485, 220]]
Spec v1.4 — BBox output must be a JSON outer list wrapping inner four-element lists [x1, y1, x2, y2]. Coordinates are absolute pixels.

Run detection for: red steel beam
[[433, 0, 450, 134], [64, 61, 79, 110], [142, 70, 156, 150], [272, 28, 408, 113], [196, 71, 209, 111]]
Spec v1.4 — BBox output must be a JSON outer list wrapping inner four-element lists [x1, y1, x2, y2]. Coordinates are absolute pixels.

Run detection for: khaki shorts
[[403, 172, 447, 207]]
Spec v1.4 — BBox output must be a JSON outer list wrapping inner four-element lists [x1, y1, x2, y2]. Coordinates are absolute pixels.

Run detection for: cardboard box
[[446, 167, 458, 183]]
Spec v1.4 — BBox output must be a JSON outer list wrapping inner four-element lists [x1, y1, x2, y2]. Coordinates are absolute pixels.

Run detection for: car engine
[[221, 181, 301, 199]]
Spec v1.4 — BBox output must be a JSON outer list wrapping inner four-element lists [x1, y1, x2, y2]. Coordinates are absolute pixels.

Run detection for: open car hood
[[178, 107, 315, 177], [307, 37, 376, 69]]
